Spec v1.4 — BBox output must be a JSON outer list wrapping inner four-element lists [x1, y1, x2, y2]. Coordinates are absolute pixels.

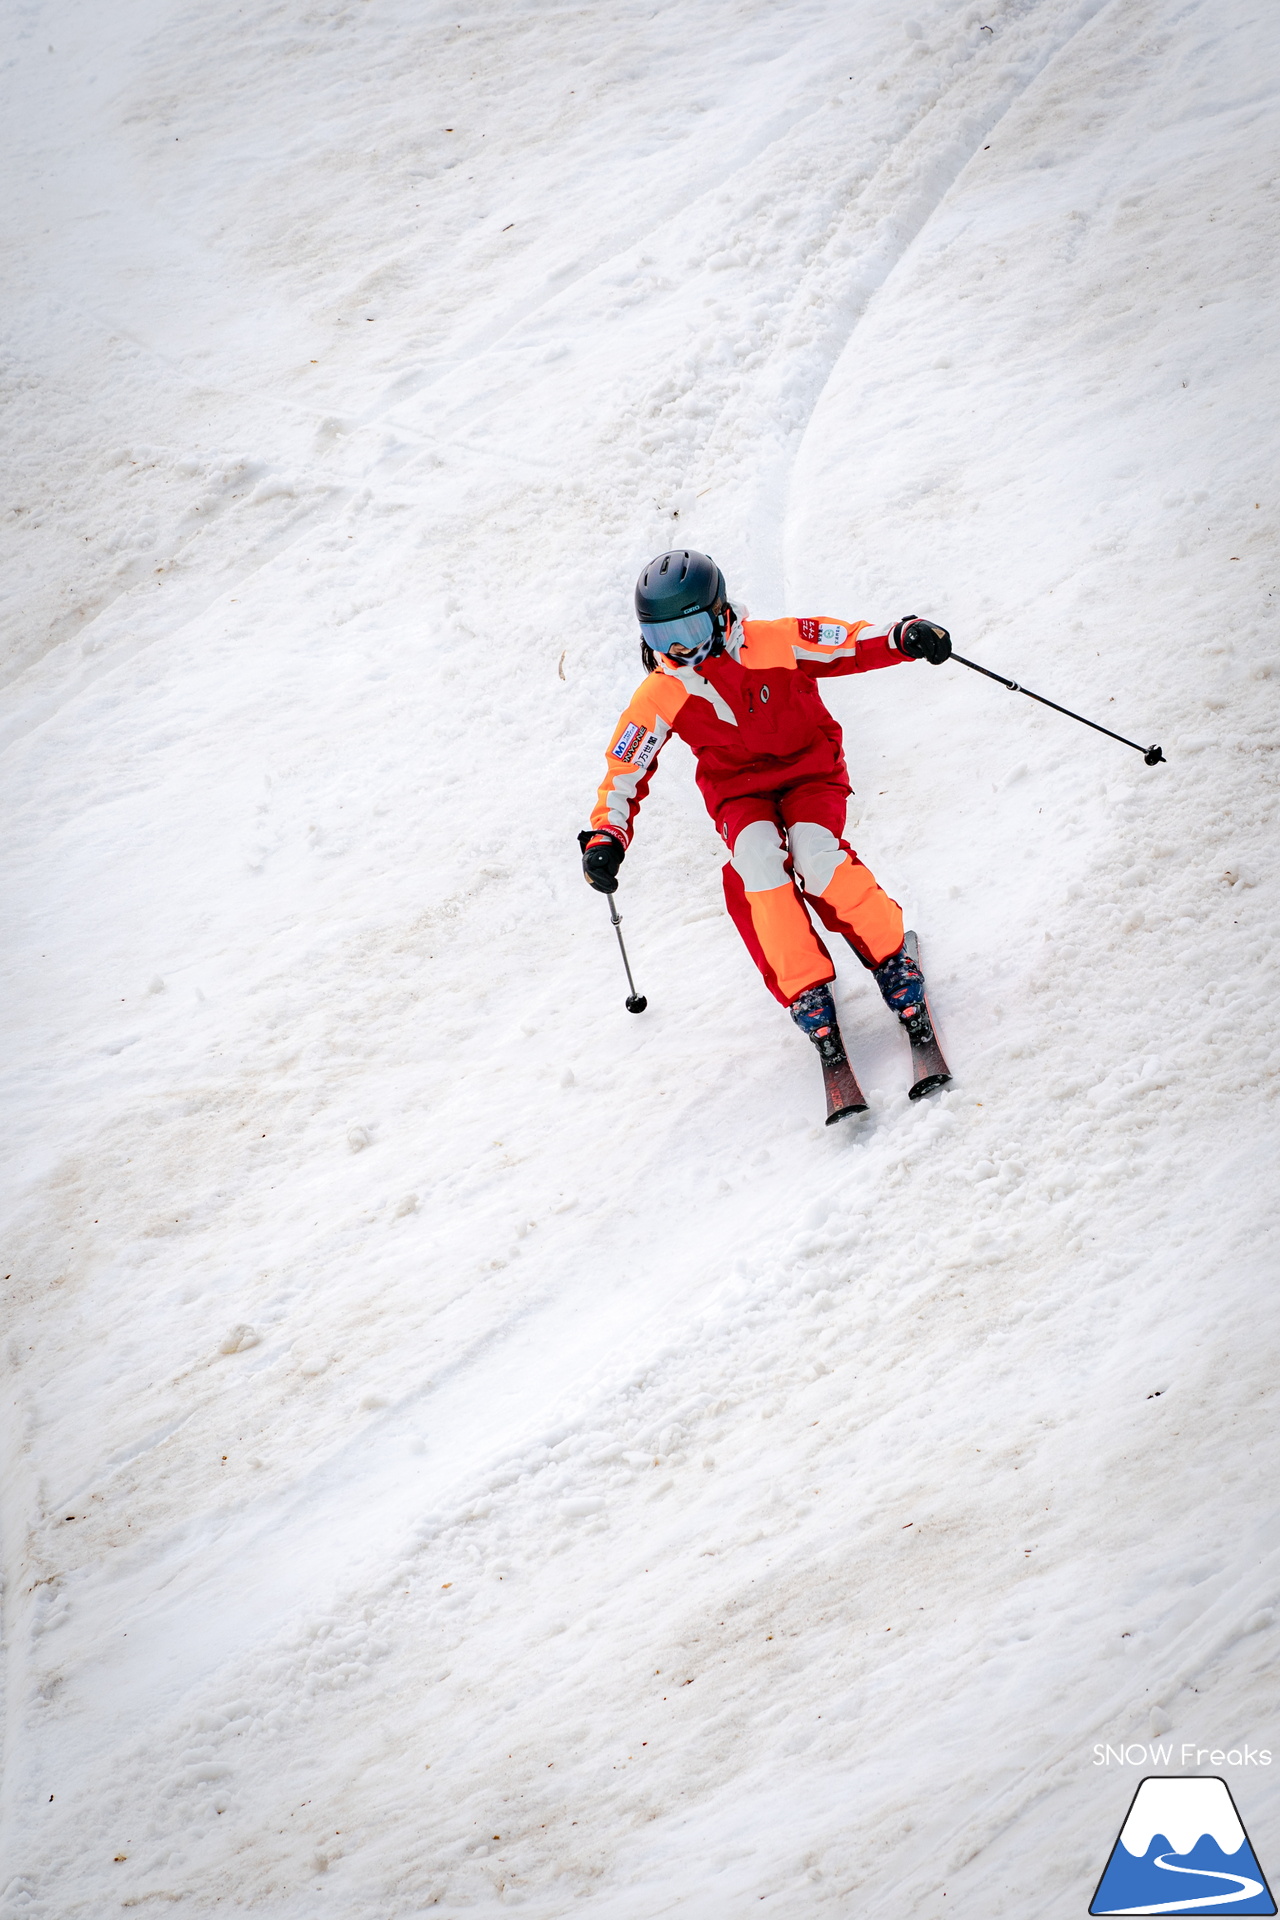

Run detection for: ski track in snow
[[2, 0, 1279, 1914]]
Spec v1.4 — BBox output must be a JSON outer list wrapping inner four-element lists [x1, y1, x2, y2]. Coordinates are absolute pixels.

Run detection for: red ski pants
[[717, 779, 904, 1006]]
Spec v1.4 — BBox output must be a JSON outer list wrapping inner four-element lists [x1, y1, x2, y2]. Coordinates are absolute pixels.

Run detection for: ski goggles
[[638, 608, 716, 657]]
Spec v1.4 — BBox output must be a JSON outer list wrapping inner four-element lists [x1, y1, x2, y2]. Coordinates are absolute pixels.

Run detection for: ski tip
[[825, 1101, 869, 1124], [909, 1072, 951, 1101]]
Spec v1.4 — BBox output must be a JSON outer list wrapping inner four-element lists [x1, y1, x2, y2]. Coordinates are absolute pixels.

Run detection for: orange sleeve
[[590, 674, 686, 845], [789, 616, 910, 678]]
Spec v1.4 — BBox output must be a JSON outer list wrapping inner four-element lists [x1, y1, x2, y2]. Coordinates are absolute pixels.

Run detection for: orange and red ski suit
[[591, 615, 912, 1006]]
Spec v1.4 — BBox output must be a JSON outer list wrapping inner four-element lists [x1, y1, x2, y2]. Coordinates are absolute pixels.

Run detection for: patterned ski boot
[[876, 934, 952, 1098], [872, 943, 933, 1044], [789, 982, 867, 1124]]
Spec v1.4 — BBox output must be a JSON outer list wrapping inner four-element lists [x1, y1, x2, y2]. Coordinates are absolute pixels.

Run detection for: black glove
[[578, 828, 625, 894], [893, 617, 952, 664]]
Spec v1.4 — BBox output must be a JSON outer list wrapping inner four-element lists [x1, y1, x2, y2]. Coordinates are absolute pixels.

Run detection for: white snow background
[[2, 0, 1278, 1913]]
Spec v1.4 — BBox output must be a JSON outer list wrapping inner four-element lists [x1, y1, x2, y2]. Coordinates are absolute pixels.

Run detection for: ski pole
[[605, 894, 647, 1013], [949, 653, 1165, 766]]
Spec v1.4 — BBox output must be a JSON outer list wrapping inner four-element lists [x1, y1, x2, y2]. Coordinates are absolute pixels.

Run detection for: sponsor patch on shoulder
[[612, 722, 643, 761]]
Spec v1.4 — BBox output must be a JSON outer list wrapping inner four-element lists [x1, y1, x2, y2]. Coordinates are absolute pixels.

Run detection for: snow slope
[[2, 0, 1279, 1913]]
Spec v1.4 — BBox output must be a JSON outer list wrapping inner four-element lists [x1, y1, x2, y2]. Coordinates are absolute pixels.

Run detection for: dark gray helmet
[[634, 550, 725, 625]]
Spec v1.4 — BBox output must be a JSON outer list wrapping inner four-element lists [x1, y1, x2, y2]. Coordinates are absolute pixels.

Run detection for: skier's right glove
[[578, 828, 625, 894], [893, 618, 952, 664]]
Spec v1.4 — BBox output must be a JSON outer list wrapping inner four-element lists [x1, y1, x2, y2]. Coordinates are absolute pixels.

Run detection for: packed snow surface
[[2, 0, 1279, 1913]]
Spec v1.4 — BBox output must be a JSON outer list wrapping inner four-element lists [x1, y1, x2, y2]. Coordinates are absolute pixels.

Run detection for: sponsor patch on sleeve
[[797, 619, 849, 648], [632, 730, 661, 772], [612, 723, 661, 767]]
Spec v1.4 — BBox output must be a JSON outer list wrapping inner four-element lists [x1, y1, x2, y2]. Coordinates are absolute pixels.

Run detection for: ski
[[790, 981, 868, 1124], [822, 1049, 868, 1125], [903, 929, 951, 1100]]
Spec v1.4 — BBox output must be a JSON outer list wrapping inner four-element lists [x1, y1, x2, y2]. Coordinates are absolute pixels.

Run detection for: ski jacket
[[591, 615, 909, 842]]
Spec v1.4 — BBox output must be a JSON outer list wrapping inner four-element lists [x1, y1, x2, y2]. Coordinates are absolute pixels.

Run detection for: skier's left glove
[[893, 618, 952, 664], [579, 828, 625, 894]]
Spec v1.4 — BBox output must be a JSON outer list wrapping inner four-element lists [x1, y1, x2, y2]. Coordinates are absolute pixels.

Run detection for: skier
[[580, 550, 952, 1120]]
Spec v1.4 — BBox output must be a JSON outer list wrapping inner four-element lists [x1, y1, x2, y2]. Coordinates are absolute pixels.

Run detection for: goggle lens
[[638, 609, 715, 655]]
